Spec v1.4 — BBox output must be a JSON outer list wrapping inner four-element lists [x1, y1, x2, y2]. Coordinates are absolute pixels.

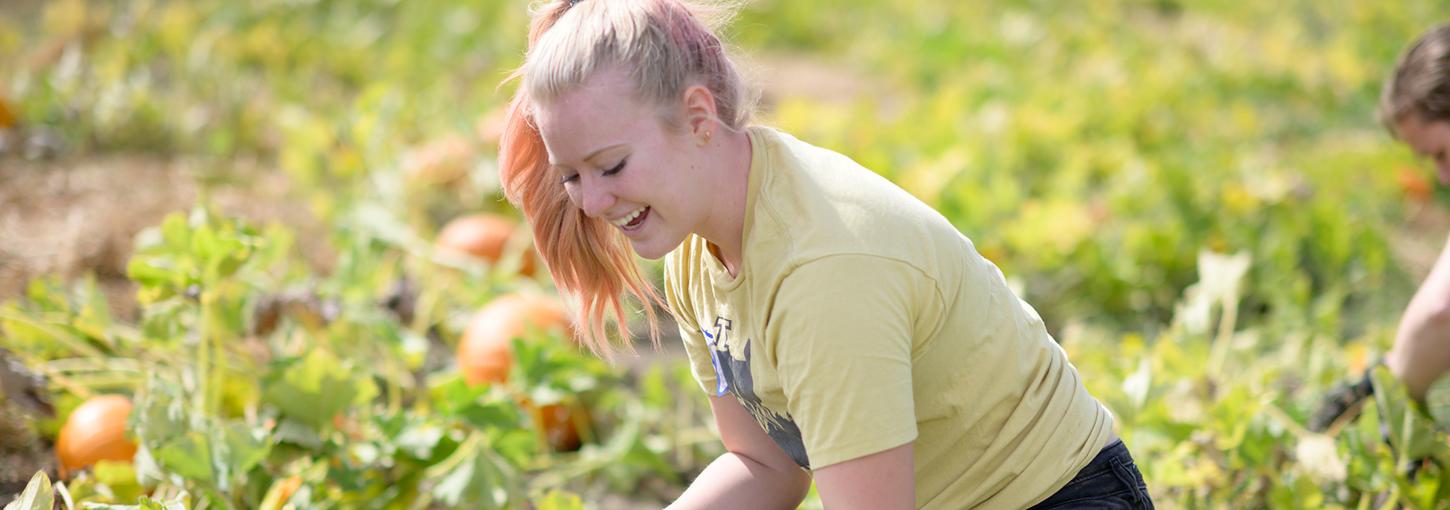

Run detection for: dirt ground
[[0, 155, 328, 320]]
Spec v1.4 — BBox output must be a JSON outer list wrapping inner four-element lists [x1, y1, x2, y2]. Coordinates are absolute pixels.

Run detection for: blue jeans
[[1027, 440, 1154, 509]]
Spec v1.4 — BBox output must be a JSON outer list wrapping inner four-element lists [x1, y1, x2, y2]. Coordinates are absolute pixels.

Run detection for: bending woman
[[498, 0, 1153, 508], [1381, 24, 1450, 405]]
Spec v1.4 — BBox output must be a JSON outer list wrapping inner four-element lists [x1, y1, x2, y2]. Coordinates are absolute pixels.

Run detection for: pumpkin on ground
[[457, 293, 571, 386], [457, 293, 589, 451], [56, 395, 137, 472], [436, 213, 538, 276]]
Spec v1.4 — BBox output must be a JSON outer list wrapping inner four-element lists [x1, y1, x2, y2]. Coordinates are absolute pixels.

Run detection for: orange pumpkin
[[0, 96, 17, 130], [436, 214, 538, 276], [525, 400, 587, 452], [457, 293, 571, 386], [56, 395, 137, 472]]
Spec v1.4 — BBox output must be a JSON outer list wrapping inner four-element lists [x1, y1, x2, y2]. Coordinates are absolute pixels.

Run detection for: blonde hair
[[498, 0, 755, 354], [1380, 24, 1450, 137]]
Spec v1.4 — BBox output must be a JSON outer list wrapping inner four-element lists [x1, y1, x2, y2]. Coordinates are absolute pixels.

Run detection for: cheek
[[562, 184, 584, 210]]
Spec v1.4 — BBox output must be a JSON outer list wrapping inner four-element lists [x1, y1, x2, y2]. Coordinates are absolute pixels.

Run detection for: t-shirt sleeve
[[663, 249, 719, 395], [766, 254, 932, 470]]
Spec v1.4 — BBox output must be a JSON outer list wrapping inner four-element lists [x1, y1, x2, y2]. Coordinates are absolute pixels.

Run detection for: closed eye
[[558, 157, 625, 185], [603, 158, 627, 176]]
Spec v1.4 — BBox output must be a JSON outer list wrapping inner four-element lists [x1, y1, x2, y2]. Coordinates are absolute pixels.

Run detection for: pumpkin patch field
[[4, 0, 1450, 508]]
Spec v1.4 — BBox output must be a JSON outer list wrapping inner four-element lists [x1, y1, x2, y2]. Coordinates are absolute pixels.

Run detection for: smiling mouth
[[611, 206, 650, 232]]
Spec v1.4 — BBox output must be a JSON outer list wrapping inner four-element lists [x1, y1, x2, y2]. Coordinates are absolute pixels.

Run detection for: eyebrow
[[550, 143, 627, 170]]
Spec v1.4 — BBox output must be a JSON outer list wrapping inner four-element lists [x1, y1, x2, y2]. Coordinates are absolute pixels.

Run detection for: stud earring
[[699, 130, 712, 146]]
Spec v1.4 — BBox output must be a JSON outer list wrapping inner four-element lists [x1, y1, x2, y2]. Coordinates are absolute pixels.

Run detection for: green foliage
[[533, 490, 585, 510], [260, 350, 378, 430], [3, 472, 53, 510]]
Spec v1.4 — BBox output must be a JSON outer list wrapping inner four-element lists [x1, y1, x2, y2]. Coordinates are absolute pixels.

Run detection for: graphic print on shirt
[[704, 315, 811, 468]]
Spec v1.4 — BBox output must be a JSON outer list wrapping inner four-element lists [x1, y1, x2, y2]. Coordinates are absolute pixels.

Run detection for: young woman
[[1381, 24, 1450, 405], [498, 0, 1152, 508]]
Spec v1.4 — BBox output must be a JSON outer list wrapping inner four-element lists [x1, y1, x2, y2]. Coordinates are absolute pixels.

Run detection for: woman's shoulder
[[747, 126, 968, 274], [751, 124, 935, 218]]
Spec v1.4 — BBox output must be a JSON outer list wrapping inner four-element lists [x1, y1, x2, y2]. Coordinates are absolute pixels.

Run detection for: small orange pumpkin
[[56, 395, 138, 472], [457, 293, 571, 386], [436, 214, 538, 276]]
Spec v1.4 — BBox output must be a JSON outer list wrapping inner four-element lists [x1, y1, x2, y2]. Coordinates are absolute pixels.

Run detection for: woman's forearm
[[1389, 292, 1450, 402], [1389, 239, 1450, 402], [667, 451, 811, 510]]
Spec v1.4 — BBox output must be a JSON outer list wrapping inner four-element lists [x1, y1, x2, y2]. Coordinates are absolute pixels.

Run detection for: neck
[[697, 126, 752, 277]]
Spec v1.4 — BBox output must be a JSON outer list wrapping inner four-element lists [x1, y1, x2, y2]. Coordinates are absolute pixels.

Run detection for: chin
[[629, 236, 684, 260], [630, 244, 673, 260]]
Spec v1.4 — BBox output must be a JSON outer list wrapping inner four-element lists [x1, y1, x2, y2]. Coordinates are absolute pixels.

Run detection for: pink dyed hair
[[498, 0, 754, 355]]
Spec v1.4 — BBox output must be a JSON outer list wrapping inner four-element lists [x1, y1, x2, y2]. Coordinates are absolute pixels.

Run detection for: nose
[[577, 175, 616, 219]]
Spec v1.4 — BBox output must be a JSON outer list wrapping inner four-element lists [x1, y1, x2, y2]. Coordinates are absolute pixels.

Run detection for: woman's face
[[535, 67, 712, 259], [1397, 114, 1450, 185]]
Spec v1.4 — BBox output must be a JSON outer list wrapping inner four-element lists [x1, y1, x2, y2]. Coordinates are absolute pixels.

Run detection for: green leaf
[[429, 375, 491, 415], [425, 433, 516, 510], [262, 349, 375, 429], [157, 214, 189, 249], [461, 397, 526, 432], [1371, 366, 1448, 465], [94, 460, 144, 502], [156, 492, 190, 510], [23, 276, 69, 313], [126, 259, 178, 296], [133, 378, 192, 446], [220, 421, 272, 475], [83, 492, 190, 510], [3, 471, 53, 510], [534, 490, 585, 510], [1425, 373, 1450, 430], [501, 428, 542, 468], [73, 275, 115, 343], [154, 431, 215, 482], [272, 418, 324, 449]]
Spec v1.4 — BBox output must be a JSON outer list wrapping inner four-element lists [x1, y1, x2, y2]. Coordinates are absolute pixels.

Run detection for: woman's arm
[[668, 395, 813, 509], [813, 443, 915, 509], [1389, 236, 1450, 402]]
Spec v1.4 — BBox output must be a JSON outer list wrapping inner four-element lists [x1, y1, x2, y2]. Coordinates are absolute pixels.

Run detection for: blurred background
[[3, 0, 1450, 508]]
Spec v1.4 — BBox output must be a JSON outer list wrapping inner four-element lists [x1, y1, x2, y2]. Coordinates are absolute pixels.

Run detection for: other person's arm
[[1388, 237, 1450, 402]]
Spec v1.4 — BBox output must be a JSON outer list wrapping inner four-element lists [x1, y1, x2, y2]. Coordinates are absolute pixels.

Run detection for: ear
[[680, 84, 719, 140]]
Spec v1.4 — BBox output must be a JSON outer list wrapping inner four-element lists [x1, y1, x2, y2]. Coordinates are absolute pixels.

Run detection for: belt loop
[[1108, 456, 1147, 505]]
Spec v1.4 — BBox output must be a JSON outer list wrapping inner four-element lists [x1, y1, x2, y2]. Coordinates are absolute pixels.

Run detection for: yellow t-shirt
[[663, 126, 1114, 509]]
